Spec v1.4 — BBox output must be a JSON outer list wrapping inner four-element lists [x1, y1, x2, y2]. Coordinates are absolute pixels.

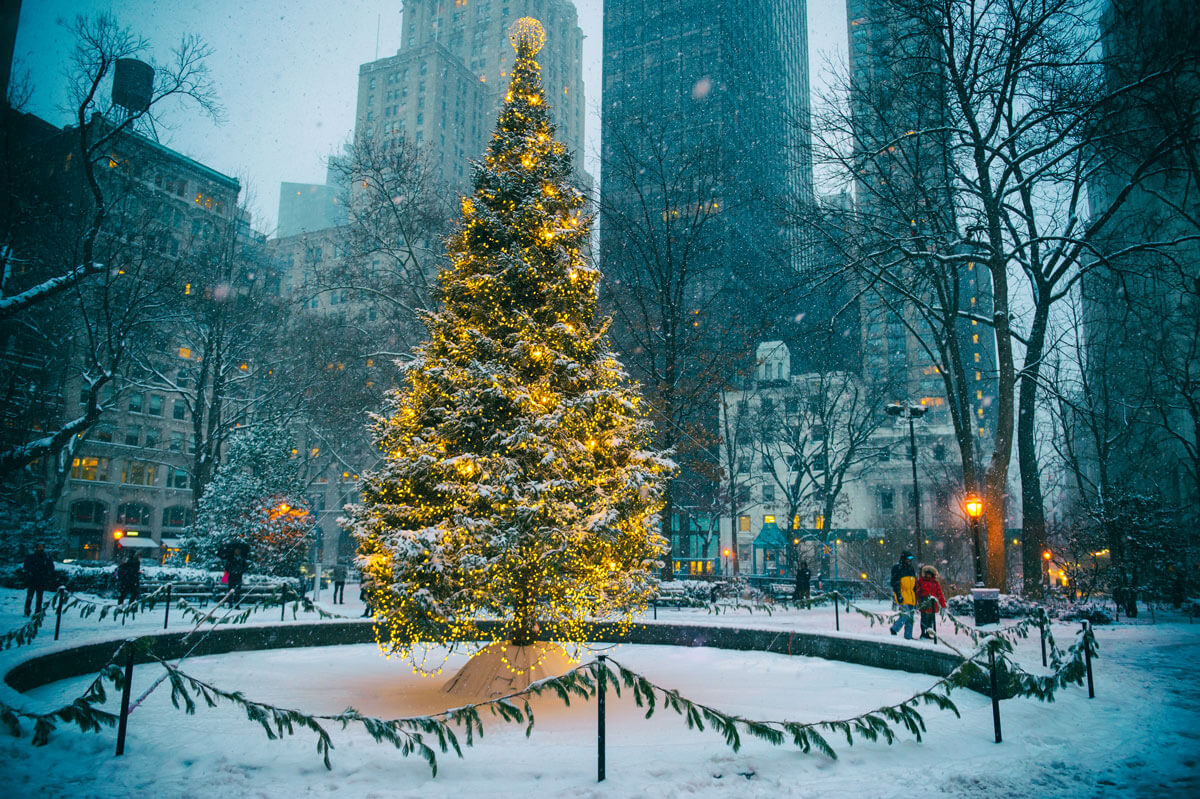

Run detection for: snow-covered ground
[[1, 586, 1198, 798]]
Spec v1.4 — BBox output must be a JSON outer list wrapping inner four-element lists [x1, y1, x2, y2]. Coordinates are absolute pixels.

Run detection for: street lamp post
[[964, 494, 985, 586], [886, 402, 929, 564]]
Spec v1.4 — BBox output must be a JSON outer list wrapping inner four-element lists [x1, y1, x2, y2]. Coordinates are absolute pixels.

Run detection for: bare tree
[[0, 15, 218, 485], [804, 0, 1196, 591]]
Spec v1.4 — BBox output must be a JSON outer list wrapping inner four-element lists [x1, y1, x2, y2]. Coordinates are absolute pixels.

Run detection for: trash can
[[972, 587, 1000, 626]]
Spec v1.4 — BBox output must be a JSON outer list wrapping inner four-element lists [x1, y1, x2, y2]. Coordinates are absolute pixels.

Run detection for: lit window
[[310, 447, 320, 458], [764, 514, 775, 524], [978, 408, 984, 417], [976, 371, 982, 381], [974, 352, 980, 362], [738, 515, 750, 532], [977, 390, 983, 400], [184, 283, 192, 295], [970, 296, 976, 305], [972, 334, 979, 343], [179, 347, 191, 359]]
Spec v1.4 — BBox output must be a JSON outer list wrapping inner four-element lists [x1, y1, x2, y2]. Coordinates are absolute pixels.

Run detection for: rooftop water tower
[[111, 58, 153, 121]]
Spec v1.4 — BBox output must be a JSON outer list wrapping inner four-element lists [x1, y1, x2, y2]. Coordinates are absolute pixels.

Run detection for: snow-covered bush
[[187, 425, 316, 577], [946, 592, 1042, 618], [1059, 602, 1114, 625]]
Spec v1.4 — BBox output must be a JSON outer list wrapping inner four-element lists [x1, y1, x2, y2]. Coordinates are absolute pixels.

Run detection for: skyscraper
[[355, 0, 587, 189], [599, 1, 814, 573], [846, 0, 997, 449], [1081, 0, 1200, 503]]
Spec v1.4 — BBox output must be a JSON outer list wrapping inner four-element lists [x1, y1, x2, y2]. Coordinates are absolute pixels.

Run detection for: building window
[[738, 515, 751, 532], [117, 502, 151, 525], [145, 428, 159, 449], [71, 457, 110, 481], [168, 467, 190, 489], [92, 425, 114, 443], [762, 484, 775, 502], [122, 461, 157, 486], [71, 500, 107, 525], [128, 393, 144, 414], [147, 395, 164, 416], [173, 400, 187, 420], [168, 431, 184, 452], [933, 443, 946, 461], [124, 427, 141, 447], [162, 505, 193, 528], [880, 489, 895, 512]]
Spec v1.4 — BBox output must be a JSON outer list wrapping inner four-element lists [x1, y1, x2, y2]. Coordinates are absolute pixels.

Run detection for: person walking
[[792, 560, 811, 602], [22, 542, 56, 616], [332, 562, 347, 604], [116, 551, 142, 605], [224, 543, 248, 604], [915, 565, 947, 641], [889, 550, 917, 639]]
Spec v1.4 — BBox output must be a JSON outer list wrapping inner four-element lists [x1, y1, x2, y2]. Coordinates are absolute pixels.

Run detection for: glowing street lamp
[[964, 494, 985, 586]]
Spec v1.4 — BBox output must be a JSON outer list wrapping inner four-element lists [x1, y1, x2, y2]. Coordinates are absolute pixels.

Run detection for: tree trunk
[[1017, 297, 1051, 597]]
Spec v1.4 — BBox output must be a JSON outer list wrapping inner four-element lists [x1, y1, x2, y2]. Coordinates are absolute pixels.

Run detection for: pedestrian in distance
[[915, 564, 947, 641], [332, 562, 347, 604], [889, 550, 917, 639], [116, 551, 141, 605], [792, 560, 811, 602], [22, 542, 56, 616], [224, 543, 248, 604]]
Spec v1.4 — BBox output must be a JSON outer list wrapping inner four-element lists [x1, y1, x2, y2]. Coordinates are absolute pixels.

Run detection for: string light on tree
[[349, 17, 673, 681]]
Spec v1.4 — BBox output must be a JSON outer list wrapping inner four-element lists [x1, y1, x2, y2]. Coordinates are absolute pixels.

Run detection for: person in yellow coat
[[889, 551, 917, 639]]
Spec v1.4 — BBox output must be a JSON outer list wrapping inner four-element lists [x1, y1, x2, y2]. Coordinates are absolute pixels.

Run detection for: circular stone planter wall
[[5, 619, 970, 694]]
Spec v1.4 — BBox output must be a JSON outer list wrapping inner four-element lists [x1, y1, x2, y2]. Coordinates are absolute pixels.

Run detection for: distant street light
[[885, 402, 929, 563], [964, 494, 985, 586]]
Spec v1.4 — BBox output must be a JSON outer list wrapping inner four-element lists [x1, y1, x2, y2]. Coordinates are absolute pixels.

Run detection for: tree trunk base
[[442, 642, 576, 700]]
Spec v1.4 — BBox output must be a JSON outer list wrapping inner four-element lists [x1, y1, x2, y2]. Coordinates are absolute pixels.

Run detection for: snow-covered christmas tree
[[348, 18, 672, 682], [188, 424, 315, 577]]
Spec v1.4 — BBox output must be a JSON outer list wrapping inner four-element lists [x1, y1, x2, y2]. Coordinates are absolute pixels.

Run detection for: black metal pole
[[1039, 615, 1047, 668], [988, 644, 1002, 743], [652, 598, 657, 620], [163, 585, 172, 630], [597, 655, 607, 783], [54, 587, 64, 640], [116, 642, 136, 756], [281, 585, 288, 621], [908, 417, 922, 564], [1082, 621, 1095, 698], [834, 593, 840, 631]]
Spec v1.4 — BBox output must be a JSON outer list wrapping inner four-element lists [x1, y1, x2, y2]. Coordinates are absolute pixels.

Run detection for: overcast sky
[[14, 1, 848, 234]]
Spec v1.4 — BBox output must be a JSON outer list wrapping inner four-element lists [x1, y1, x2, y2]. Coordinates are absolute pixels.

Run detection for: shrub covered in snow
[[0, 560, 299, 596]]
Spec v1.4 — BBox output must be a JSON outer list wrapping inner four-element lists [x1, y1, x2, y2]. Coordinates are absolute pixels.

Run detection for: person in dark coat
[[22, 542, 56, 616], [792, 561, 811, 602], [332, 562, 347, 604], [224, 543, 248, 603], [116, 551, 141, 605], [889, 551, 918, 639], [915, 564, 947, 641]]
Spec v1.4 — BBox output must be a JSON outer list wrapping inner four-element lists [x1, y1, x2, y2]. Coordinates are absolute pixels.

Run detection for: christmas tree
[[348, 18, 671, 671]]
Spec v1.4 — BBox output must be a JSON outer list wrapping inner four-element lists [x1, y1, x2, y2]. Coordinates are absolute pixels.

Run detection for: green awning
[[752, 521, 789, 550]]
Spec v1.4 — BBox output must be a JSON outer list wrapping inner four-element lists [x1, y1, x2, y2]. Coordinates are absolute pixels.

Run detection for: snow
[[1, 587, 1198, 798]]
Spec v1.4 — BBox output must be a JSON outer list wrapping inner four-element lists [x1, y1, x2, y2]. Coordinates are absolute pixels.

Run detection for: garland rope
[[0, 623, 1099, 774]]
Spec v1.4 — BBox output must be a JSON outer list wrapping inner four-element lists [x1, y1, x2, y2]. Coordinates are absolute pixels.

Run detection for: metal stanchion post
[[54, 587, 65, 640], [115, 641, 136, 756], [1082, 621, 1095, 698], [163, 585, 172, 630], [1039, 615, 1047, 668], [597, 655, 607, 783], [988, 642, 1002, 743], [281, 585, 288, 621], [834, 592, 840, 631]]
